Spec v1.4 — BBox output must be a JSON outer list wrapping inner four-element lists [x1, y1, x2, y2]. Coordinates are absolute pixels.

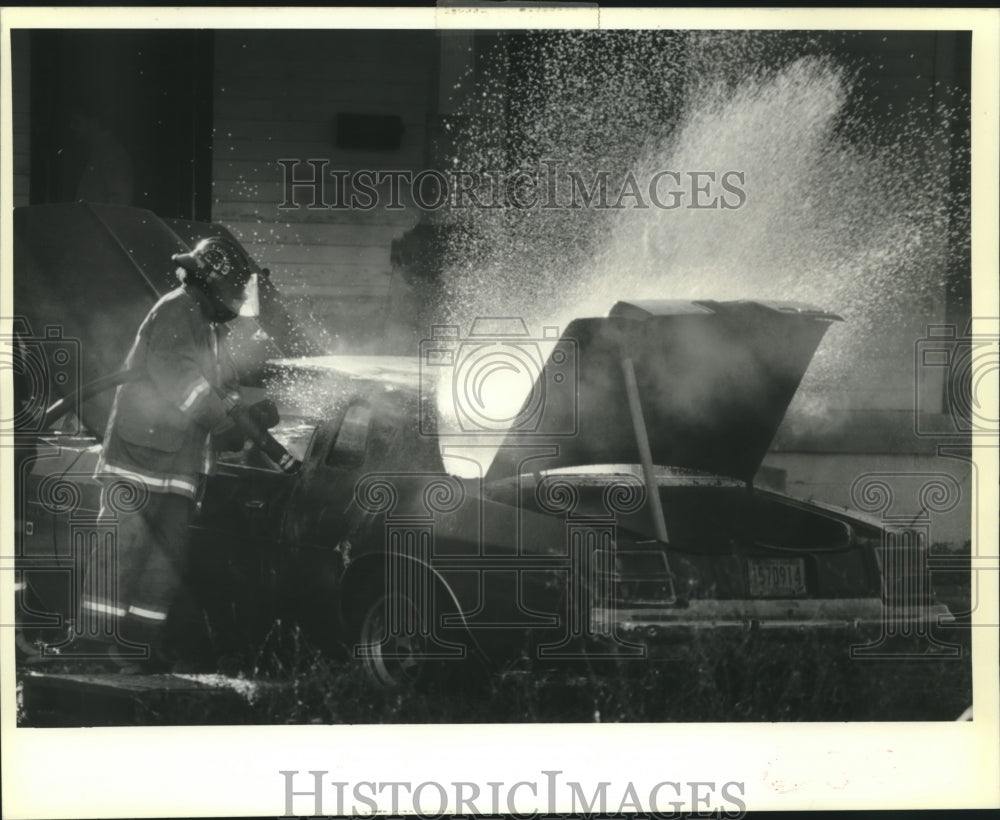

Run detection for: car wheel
[[15, 627, 45, 662], [13, 582, 65, 663], [357, 593, 435, 689]]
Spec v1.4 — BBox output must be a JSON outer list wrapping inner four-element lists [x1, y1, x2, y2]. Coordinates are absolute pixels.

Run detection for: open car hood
[[485, 300, 841, 484], [13, 203, 315, 436]]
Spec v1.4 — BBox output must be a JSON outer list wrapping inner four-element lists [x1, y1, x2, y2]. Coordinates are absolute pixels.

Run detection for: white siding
[[212, 31, 436, 351]]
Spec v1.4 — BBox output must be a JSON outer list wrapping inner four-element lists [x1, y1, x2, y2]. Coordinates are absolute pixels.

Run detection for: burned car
[[12, 204, 954, 687]]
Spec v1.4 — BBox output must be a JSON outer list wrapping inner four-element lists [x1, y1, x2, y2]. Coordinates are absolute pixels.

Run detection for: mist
[[434, 31, 968, 433]]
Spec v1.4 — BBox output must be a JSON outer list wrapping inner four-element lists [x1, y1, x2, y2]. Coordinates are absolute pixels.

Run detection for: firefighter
[[81, 235, 261, 672]]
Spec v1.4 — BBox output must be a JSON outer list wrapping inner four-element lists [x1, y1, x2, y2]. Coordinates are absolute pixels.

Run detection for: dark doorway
[[28, 30, 213, 220]]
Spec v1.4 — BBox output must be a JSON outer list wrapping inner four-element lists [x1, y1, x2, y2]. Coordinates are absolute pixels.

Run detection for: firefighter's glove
[[277, 453, 302, 474], [256, 430, 301, 473], [227, 401, 262, 445], [248, 398, 280, 430], [222, 400, 299, 473], [212, 397, 251, 450]]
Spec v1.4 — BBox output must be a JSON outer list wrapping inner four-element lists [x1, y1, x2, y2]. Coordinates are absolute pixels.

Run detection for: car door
[[276, 400, 375, 639], [185, 426, 314, 652], [16, 429, 103, 642], [287, 400, 372, 548]]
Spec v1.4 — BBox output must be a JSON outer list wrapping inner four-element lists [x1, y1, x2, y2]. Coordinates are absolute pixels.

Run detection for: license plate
[[748, 558, 807, 598]]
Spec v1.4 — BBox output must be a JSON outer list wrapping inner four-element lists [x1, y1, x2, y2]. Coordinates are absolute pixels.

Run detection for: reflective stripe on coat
[[96, 286, 239, 498]]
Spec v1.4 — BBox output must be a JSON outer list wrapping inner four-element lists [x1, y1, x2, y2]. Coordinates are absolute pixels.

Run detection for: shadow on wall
[[383, 223, 453, 355]]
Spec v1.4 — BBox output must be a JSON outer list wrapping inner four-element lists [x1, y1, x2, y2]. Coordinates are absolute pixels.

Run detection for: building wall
[[829, 31, 967, 418], [16, 30, 212, 218], [12, 31, 30, 207], [211, 30, 438, 351]]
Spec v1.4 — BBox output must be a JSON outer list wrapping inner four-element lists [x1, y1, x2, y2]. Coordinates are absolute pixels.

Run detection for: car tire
[[13, 582, 62, 663], [357, 593, 438, 690], [15, 627, 44, 663]]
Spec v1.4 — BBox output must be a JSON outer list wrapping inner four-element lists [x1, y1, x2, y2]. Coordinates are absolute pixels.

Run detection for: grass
[[179, 623, 971, 725], [16, 628, 972, 725], [17, 567, 974, 725], [228, 563, 974, 724]]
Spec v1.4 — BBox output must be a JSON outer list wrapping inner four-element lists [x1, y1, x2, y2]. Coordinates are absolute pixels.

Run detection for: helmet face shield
[[214, 274, 250, 315], [238, 272, 260, 318]]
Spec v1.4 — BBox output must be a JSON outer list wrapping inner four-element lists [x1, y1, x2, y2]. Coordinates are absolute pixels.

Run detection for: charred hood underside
[[486, 300, 841, 484]]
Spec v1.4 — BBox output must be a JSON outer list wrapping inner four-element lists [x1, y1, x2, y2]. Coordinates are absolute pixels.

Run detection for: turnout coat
[[97, 286, 240, 499]]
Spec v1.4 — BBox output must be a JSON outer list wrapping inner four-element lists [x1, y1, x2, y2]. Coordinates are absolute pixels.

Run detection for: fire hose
[[41, 369, 301, 474], [219, 394, 299, 472]]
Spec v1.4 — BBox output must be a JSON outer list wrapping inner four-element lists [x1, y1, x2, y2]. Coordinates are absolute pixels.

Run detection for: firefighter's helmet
[[172, 236, 254, 322]]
